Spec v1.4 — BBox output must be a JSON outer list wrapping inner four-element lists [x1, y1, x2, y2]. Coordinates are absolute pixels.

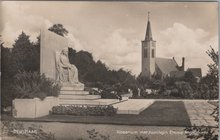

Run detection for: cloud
[[1, 1, 84, 54], [91, 29, 141, 75], [1, 2, 43, 47], [1, 2, 217, 76], [1, 2, 56, 47], [157, 23, 218, 76], [66, 33, 84, 51]]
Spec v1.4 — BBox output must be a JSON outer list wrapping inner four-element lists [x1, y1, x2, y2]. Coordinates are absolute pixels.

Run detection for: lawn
[[14, 101, 191, 126]]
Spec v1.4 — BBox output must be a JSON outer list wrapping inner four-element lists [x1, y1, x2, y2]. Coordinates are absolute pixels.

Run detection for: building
[[169, 68, 202, 79], [141, 13, 185, 79]]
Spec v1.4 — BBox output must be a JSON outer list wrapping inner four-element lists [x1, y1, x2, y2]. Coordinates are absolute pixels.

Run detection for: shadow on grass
[[139, 101, 191, 126]]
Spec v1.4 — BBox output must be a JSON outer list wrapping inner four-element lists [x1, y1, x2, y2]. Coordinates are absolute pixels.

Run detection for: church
[[140, 14, 201, 79]]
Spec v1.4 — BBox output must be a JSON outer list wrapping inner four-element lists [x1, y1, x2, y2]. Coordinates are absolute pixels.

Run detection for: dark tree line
[[68, 48, 136, 89]]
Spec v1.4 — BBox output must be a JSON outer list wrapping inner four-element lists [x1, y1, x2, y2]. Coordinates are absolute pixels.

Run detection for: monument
[[56, 47, 84, 90], [40, 28, 84, 91], [40, 28, 101, 105]]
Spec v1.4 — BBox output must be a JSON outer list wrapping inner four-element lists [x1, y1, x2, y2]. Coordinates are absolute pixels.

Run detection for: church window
[[144, 49, 147, 58], [152, 49, 154, 58]]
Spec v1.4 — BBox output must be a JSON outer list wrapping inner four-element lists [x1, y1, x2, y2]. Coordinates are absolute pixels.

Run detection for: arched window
[[152, 49, 154, 58], [144, 49, 147, 58]]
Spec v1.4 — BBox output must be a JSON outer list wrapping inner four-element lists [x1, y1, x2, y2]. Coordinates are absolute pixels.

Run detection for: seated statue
[[56, 48, 81, 85]]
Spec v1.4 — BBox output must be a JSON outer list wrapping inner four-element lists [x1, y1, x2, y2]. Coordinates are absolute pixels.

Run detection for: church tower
[[141, 12, 156, 79]]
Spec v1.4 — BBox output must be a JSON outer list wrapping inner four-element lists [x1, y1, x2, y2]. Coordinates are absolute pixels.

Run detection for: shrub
[[184, 125, 218, 140], [135, 136, 149, 140], [174, 81, 193, 98], [140, 91, 147, 98], [86, 129, 110, 140], [52, 105, 117, 116], [86, 88, 101, 95], [170, 88, 179, 97], [100, 86, 118, 99], [13, 72, 61, 100], [100, 91, 118, 99]]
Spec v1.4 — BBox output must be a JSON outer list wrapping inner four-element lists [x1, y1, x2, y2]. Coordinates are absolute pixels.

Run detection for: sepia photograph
[[0, 1, 219, 140]]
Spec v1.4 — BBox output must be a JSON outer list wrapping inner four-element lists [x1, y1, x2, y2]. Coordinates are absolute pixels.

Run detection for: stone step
[[60, 90, 89, 95], [58, 98, 128, 106], [59, 99, 107, 105], [59, 94, 101, 100]]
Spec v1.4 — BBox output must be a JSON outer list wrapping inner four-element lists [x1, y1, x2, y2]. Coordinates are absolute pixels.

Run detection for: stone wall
[[12, 97, 59, 118]]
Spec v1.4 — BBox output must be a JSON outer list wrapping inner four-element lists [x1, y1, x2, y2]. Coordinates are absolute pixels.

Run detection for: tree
[[1, 38, 16, 109], [1, 32, 40, 109], [1, 47, 13, 78], [206, 46, 218, 88], [33, 35, 40, 72], [136, 75, 150, 90], [48, 24, 68, 37], [0, 35, 4, 47], [200, 46, 219, 99], [11, 32, 39, 73], [184, 71, 197, 90]]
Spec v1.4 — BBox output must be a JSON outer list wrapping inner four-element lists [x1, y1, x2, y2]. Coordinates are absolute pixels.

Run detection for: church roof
[[145, 12, 153, 41], [156, 57, 178, 75], [187, 68, 202, 78], [145, 20, 153, 41], [170, 71, 186, 78]]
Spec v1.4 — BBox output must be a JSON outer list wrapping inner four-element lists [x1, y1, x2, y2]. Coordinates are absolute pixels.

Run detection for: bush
[[52, 105, 117, 116], [85, 88, 101, 95], [99, 86, 118, 99], [170, 88, 179, 97], [100, 91, 118, 99], [86, 129, 110, 140], [174, 81, 193, 98], [13, 72, 61, 100]]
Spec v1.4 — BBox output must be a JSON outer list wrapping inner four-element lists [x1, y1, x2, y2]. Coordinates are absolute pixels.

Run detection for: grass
[[11, 101, 191, 127]]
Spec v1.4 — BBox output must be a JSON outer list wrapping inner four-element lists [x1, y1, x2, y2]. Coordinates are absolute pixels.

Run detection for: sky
[[0, 1, 218, 76]]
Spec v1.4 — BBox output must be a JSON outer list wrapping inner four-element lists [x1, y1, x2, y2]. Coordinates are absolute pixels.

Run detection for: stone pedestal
[[61, 83, 85, 91], [59, 83, 101, 105]]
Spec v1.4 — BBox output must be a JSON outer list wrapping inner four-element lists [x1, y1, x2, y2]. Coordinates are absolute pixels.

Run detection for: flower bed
[[51, 105, 117, 116]]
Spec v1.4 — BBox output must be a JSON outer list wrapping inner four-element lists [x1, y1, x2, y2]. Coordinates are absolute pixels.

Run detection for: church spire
[[145, 12, 153, 41]]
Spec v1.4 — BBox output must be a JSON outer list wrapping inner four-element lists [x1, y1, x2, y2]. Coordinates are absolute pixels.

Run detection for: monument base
[[58, 91, 101, 105], [60, 90, 89, 95], [59, 94, 101, 100], [58, 82, 102, 105], [61, 82, 84, 91]]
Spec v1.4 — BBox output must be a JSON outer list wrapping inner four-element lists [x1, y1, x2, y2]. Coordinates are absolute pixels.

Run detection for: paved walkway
[[184, 101, 218, 127], [113, 99, 154, 114]]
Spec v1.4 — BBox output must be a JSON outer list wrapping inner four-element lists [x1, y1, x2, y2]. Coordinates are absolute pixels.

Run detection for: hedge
[[51, 105, 117, 116]]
